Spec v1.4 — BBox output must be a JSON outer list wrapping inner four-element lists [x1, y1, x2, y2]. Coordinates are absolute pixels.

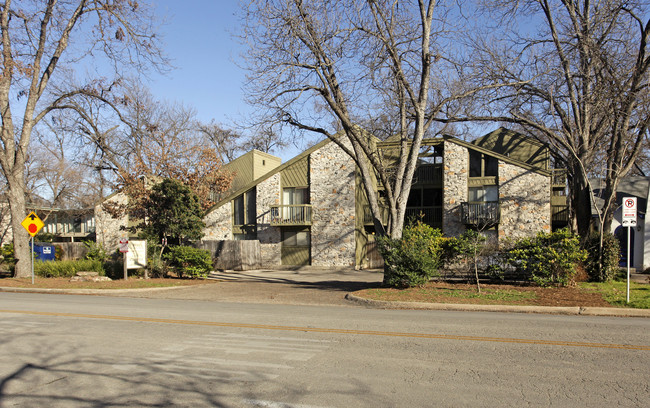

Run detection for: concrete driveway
[[115, 267, 385, 306]]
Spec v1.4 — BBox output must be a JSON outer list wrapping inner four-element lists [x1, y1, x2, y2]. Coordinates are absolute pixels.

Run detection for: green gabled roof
[[444, 135, 552, 176], [205, 137, 335, 214], [219, 149, 282, 194], [472, 127, 549, 170]]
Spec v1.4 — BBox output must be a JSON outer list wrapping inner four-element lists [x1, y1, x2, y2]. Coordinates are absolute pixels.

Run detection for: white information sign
[[126, 240, 147, 269], [622, 197, 637, 227]]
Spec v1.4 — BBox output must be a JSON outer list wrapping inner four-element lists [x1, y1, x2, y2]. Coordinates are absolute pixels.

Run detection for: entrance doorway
[[615, 226, 635, 267]]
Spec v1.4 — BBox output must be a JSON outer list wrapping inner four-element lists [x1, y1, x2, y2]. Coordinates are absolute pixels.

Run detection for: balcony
[[551, 204, 569, 224], [413, 164, 443, 185], [270, 205, 312, 226], [363, 206, 443, 228], [363, 205, 389, 225], [405, 207, 442, 227], [460, 202, 500, 226], [551, 169, 567, 186]]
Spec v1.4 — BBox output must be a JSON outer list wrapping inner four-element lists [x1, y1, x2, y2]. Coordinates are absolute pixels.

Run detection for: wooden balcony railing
[[363, 205, 389, 225], [405, 207, 442, 226], [363, 206, 443, 227], [460, 202, 500, 226], [551, 205, 569, 224], [270, 205, 312, 226], [413, 164, 443, 185], [552, 169, 567, 186]]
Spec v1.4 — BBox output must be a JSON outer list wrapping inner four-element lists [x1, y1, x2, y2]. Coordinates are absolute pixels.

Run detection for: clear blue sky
[[148, 1, 249, 126]]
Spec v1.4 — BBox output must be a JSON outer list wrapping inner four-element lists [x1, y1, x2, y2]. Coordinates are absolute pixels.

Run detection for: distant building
[[591, 177, 650, 271]]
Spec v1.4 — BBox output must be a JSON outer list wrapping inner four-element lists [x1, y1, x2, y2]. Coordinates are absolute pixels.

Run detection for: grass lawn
[[580, 280, 650, 309], [353, 279, 650, 309]]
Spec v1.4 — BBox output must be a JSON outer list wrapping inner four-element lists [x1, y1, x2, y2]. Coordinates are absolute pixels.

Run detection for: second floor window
[[469, 150, 498, 178], [282, 187, 309, 205], [233, 188, 256, 226], [468, 186, 498, 203]]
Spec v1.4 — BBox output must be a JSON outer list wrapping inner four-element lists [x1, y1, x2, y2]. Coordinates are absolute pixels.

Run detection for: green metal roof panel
[[206, 137, 335, 213], [281, 156, 309, 187], [473, 127, 549, 170]]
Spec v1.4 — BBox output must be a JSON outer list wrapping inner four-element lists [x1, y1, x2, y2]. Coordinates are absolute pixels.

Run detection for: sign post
[[119, 238, 129, 280], [622, 197, 637, 303], [21, 212, 44, 285]]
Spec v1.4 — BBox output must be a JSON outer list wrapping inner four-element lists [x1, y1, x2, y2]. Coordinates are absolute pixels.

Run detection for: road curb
[[345, 294, 650, 317], [0, 285, 195, 295]]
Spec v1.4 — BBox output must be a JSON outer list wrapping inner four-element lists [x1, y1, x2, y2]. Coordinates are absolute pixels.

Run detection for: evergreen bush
[[506, 229, 586, 286], [164, 246, 213, 278], [584, 232, 620, 282], [377, 221, 447, 288]]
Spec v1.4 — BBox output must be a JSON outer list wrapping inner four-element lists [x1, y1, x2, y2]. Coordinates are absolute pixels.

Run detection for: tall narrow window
[[233, 187, 256, 226], [233, 195, 245, 225]]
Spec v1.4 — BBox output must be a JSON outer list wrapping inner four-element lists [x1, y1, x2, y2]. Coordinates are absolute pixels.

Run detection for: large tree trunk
[[568, 165, 594, 240], [6, 173, 30, 278]]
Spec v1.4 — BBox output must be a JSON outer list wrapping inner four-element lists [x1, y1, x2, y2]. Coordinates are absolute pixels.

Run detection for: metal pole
[[31, 236, 34, 285], [123, 251, 128, 280], [627, 225, 630, 304]]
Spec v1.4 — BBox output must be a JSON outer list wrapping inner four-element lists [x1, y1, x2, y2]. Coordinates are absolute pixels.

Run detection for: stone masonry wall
[[256, 173, 282, 266], [202, 203, 232, 241], [442, 141, 468, 237], [498, 161, 551, 240], [94, 192, 128, 251], [310, 141, 356, 267]]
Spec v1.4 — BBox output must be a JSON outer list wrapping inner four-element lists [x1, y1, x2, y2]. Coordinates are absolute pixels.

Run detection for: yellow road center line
[[1, 309, 648, 351]]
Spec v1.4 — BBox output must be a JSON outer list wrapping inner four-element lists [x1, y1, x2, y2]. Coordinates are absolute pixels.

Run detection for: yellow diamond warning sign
[[21, 212, 44, 237]]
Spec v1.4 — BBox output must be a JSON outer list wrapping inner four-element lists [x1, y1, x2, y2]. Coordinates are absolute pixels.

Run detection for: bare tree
[[198, 121, 287, 162], [54, 83, 232, 216], [241, 0, 498, 241], [461, 0, 650, 241], [198, 121, 245, 162], [0, 0, 165, 277]]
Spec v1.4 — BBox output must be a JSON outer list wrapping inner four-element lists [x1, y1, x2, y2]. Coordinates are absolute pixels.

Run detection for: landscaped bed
[[352, 280, 649, 308]]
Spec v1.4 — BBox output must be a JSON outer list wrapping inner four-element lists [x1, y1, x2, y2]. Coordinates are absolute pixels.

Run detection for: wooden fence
[[198, 240, 261, 271]]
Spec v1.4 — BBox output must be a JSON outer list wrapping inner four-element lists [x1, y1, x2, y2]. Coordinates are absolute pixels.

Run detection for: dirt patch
[[352, 282, 613, 307]]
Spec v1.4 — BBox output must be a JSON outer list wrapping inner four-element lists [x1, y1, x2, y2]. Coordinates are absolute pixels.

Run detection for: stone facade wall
[[202, 203, 233, 241], [310, 141, 356, 267], [94, 193, 128, 251], [256, 173, 282, 266], [498, 161, 551, 240], [442, 141, 468, 237]]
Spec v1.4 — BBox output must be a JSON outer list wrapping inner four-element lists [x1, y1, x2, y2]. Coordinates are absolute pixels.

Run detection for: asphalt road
[[0, 292, 648, 407]]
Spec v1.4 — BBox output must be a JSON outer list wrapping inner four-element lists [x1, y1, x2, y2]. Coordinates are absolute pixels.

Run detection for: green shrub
[[102, 260, 127, 280], [377, 221, 447, 288], [84, 241, 109, 262], [163, 246, 212, 278], [506, 229, 587, 287], [146, 240, 171, 278], [584, 232, 620, 282], [34, 259, 104, 278], [1, 243, 16, 272], [54, 245, 63, 261]]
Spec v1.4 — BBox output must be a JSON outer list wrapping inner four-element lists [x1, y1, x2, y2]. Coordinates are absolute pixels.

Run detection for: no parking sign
[[622, 197, 637, 227]]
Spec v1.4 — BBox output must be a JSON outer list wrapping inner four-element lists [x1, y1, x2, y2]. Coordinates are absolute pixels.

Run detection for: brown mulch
[[353, 281, 612, 307]]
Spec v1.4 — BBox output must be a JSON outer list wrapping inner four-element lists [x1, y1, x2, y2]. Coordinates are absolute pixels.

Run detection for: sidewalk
[[1, 267, 649, 317]]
